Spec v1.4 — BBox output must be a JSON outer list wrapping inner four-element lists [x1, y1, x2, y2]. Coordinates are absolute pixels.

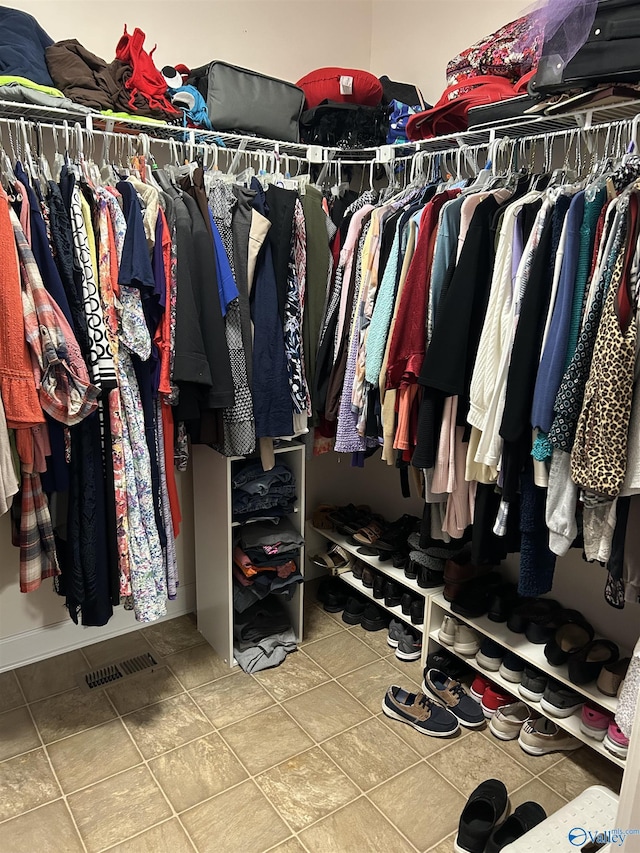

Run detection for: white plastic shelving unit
[[309, 525, 444, 646], [193, 441, 305, 667], [426, 592, 626, 769]]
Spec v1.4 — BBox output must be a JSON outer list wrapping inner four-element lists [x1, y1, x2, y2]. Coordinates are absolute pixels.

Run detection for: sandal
[[312, 504, 337, 530], [352, 517, 386, 546], [328, 505, 372, 536], [310, 544, 351, 571]]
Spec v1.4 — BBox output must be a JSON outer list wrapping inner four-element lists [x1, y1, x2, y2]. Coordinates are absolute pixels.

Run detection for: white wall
[[370, 0, 530, 103]]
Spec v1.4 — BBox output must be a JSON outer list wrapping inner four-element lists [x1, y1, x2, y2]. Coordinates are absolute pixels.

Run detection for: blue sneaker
[[382, 686, 459, 737]]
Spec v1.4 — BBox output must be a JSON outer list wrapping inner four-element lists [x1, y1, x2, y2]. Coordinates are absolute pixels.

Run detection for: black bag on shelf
[[186, 60, 305, 142], [531, 0, 640, 96], [299, 100, 390, 148]]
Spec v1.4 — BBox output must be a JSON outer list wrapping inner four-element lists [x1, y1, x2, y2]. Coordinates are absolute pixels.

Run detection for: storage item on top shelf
[[296, 67, 383, 110], [299, 100, 390, 148], [532, 0, 640, 97], [186, 61, 305, 142], [0, 6, 54, 88]]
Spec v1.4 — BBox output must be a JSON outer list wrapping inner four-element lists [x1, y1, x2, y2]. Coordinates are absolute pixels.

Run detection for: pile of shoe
[[404, 532, 448, 588], [454, 779, 546, 853], [316, 504, 421, 564], [315, 577, 389, 632]]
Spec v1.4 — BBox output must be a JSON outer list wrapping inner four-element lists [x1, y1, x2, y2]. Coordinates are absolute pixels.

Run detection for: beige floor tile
[[428, 731, 533, 797], [323, 717, 420, 791], [142, 614, 204, 656], [389, 655, 426, 686], [106, 666, 183, 715], [15, 650, 86, 702], [254, 648, 330, 701], [255, 747, 359, 832], [106, 819, 194, 853], [369, 763, 465, 851], [220, 706, 314, 775], [0, 800, 84, 853], [481, 727, 567, 775], [299, 796, 415, 853], [68, 765, 172, 853], [29, 687, 116, 744], [123, 692, 212, 759], [0, 670, 24, 713], [302, 604, 347, 643], [266, 839, 306, 853], [0, 706, 40, 761], [539, 747, 624, 801], [165, 642, 235, 690], [47, 719, 142, 793], [283, 682, 369, 742], [429, 834, 456, 853], [0, 748, 61, 821], [350, 623, 398, 657], [82, 630, 154, 668], [510, 777, 568, 816], [338, 658, 421, 715], [182, 779, 290, 853], [303, 631, 378, 677], [150, 732, 247, 812], [377, 711, 470, 758], [191, 672, 275, 729]]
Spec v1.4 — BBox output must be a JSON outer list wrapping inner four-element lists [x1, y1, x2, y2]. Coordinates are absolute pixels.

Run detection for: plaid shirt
[[11, 209, 99, 426], [19, 471, 60, 592]]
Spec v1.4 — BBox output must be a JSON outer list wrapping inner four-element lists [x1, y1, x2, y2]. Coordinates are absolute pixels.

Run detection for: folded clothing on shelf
[[233, 596, 297, 673], [237, 518, 305, 552], [232, 463, 297, 521]]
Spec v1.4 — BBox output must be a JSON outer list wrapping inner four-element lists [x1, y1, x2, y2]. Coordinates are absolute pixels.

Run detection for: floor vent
[[79, 652, 162, 691]]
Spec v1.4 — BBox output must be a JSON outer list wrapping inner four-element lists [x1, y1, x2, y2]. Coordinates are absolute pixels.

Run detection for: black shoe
[[568, 639, 619, 686], [526, 608, 588, 646], [426, 649, 467, 680], [507, 598, 560, 635], [404, 560, 418, 580], [392, 550, 409, 569], [485, 802, 546, 853], [351, 560, 365, 580], [316, 577, 348, 613], [373, 574, 385, 599], [384, 581, 402, 608], [451, 574, 502, 618], [544, 619, 594, 667], [361, 567, 376, 588], [487, 584, 519, 623], [410, 598, 425, 625], [341, 595, 367, 626], [361, 603, 389, 632], [417, 564, 444, 589], [401, 592, 413, 615], [455, 779, 510, 853]]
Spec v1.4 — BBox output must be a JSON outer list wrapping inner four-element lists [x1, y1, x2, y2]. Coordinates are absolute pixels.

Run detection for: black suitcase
[[531, 0, 640, 96]]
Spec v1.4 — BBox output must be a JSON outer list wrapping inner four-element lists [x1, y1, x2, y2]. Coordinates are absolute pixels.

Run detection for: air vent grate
[[81, 652, 161, 691]]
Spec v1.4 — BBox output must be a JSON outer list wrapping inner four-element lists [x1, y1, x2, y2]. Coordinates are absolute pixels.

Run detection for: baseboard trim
[[0, 583, 196, 672]]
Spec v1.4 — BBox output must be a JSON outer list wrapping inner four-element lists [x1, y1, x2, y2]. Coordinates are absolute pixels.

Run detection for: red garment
[[115, 26, 178, 117], [387, 190, 460, 389]]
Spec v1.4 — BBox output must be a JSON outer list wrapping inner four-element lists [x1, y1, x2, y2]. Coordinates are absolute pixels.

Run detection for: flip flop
[[310, 544, 351, 570]]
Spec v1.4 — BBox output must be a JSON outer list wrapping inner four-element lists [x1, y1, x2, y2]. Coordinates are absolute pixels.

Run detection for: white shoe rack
[[426, 592, 626, 769], [308, 526, 445, 640]]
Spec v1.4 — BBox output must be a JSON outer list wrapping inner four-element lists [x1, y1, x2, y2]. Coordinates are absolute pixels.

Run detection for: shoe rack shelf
[[426, 594, 626, 769], [338, 569, 424, 634], [192, 441, 306, 668]]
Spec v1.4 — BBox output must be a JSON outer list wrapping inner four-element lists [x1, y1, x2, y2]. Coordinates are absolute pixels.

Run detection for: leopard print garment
[[571, 251, 638, 498]]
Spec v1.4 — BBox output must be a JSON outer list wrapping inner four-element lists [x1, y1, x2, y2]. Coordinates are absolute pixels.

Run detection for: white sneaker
[[438, 615, 458, 647], [453, 623, 482, 656], [518, 717, 581, 755], [489, 701, 531, 741]]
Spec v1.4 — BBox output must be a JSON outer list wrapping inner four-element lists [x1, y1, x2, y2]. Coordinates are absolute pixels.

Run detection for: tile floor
[[0, 602, 623, 853]]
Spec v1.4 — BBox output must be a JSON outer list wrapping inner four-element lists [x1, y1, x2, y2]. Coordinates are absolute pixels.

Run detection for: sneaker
[[438, 615, 458, 647], [470, 675, 492, 702], [454, 623, 482, 656], [387, 618, 411, 649], [518, 717, 581, 755], [360, 603, 389, 632], [499, 652, 525, 684], [427, 649, 468, 680], [476, 638, 504, 671], [423, 669, 485, 728], [604, 722, 629, 759], [341, 595, 368, 625], [396, 632, 422, 662], [580, 704, 613, 742], [454, 779, 510, 853], [489, 701, 531, 741], [485, 802, 547, 853], [481, 686, 516, 719], [382, 686, 459, 737], [518, 667, 548, 702], [540, 681, 583, 718]]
